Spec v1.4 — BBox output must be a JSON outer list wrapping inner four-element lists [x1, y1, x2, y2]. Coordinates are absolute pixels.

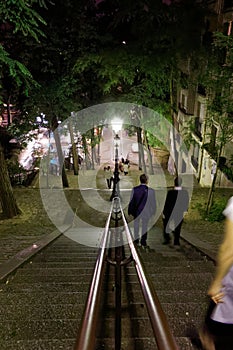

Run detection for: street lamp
[[110, 118, 123, 201]]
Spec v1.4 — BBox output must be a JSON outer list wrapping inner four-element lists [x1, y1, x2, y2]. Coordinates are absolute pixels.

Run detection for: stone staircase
[[0, 229, 215, 350], [0, 235, 98, 350], [140, 231, 215, 349], [94, 237, 214, 350]]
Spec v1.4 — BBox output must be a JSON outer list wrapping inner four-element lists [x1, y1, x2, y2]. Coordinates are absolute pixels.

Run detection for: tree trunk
[[91, 146, 95, 170], [206, 143, 223, 214], [6, 96, 12, 126], [137, 127, 146, 173], [169, 71, 178, 177], [96, 126, 102, 165], [144, 132, 154, 175], [68, 119, 79, 175], [0, 142, 21, 218], [51, 116, 69, 188], [197, 120, 207, 183], [91, 128, 95, 170], [136, 127, 142, 170], [206, 166, 217, 215], [82, 134, 91, 169]]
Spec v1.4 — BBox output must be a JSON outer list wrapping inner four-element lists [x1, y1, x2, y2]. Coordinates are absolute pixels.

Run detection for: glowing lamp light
[[111, 118, 123, 134], [9, 138, 17, 144]]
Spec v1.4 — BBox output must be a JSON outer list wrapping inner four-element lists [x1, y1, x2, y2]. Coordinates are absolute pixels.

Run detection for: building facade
[[173, 0, 233, 188]]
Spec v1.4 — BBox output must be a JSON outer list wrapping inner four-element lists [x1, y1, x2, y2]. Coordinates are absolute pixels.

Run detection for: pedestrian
[[123, 162, 129, 175], [119, 158, 124, 172], [162, 176, 189, 246], [199, 196, 233, 350], [78, 155, 82, 167], [50, 154, 59, 175], [128, 173, 156, 248], [104, 165, 113, 189]]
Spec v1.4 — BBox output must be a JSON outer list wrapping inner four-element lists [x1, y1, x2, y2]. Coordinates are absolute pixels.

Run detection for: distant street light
[[110, 118, 122, 201], [111, 118, 123, 135]]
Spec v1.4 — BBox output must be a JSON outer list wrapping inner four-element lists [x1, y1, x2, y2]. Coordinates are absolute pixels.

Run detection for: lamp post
[[110, 119, 123, 350], [110, 118, 122, 201]]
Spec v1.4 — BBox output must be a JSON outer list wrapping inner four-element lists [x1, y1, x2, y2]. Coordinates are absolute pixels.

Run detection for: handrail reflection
[[119, 201, 179, 350], [74, 201, 113, 350]]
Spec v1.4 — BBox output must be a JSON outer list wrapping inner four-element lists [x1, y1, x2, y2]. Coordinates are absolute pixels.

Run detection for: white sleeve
[[223, 196, 233, 222]]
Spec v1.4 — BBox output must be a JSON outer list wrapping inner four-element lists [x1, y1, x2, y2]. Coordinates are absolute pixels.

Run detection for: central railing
[[74, 197, 179, 350]]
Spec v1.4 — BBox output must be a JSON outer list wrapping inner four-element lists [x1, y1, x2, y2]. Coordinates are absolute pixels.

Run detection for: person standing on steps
[[123, 161, 129, 175], [162, 176, 189, 246], [104, 166, 113, 189], [199, 196, 233, 350], [128, 173, 156, 248], [119, 158, 124, 172]]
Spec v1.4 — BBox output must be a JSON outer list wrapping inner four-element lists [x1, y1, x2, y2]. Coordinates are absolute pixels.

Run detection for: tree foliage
[[0, 0, 49, 103], [0, 0, 48, 218], [198, 31, 233, 212], [203, 32, 233, 152], [0, 0, 47, 40]]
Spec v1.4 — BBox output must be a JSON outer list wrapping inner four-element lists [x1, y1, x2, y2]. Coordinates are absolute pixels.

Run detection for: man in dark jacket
[[128, 174, 156, 247], [163, 176, 189, 246]]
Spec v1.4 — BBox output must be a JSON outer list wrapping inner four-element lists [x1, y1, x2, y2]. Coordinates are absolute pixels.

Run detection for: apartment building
[[173, 0, 233, 188]]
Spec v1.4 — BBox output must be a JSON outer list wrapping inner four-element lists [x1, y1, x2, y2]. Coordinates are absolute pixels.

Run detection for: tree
[[0, 142, 22, 217], [201, 32, 233, 212], [18, 0, 101, 181], [72, 0, 208, 173], [68, 119, 79, 175], [0, 0, 48, 218]]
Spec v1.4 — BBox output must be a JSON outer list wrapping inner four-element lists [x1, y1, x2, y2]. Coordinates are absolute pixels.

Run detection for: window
[[179, 92, 187, 113], [228, 112, 233, 123], [194, 101, 205, 139], [197, 84, 206, 96], [211, 125, 217, 147], [191, 143, 199, 170], [195, 117, 202, 139], [224, 0, 233, 10]]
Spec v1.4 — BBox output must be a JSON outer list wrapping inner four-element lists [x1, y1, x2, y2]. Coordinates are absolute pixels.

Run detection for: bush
[[206, 200, 227, 222], [196, 198, 227, 222], [6, 160, 27, 186], [222, 165, 233, 182]]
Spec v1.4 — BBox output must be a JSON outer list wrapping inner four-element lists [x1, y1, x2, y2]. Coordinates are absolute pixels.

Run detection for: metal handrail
[[74, 201, 113, 350], [119, 202, 179, 350], [74, 197, 179, 350]]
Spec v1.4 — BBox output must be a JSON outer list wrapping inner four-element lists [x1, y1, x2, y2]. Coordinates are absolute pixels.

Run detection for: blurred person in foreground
[[199, 196, 233, 350], [128, 174, 156, 249]]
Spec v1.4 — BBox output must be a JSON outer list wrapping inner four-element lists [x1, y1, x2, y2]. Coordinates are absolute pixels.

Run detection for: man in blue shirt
[[128, 174, 156, 248]]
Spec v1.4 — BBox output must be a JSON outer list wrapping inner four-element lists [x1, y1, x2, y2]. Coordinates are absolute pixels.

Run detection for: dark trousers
[[163, 218, 183, 245], [203, 299, 233, 350], [134, 216, 148, 246], [106, 178, 112, 189]]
